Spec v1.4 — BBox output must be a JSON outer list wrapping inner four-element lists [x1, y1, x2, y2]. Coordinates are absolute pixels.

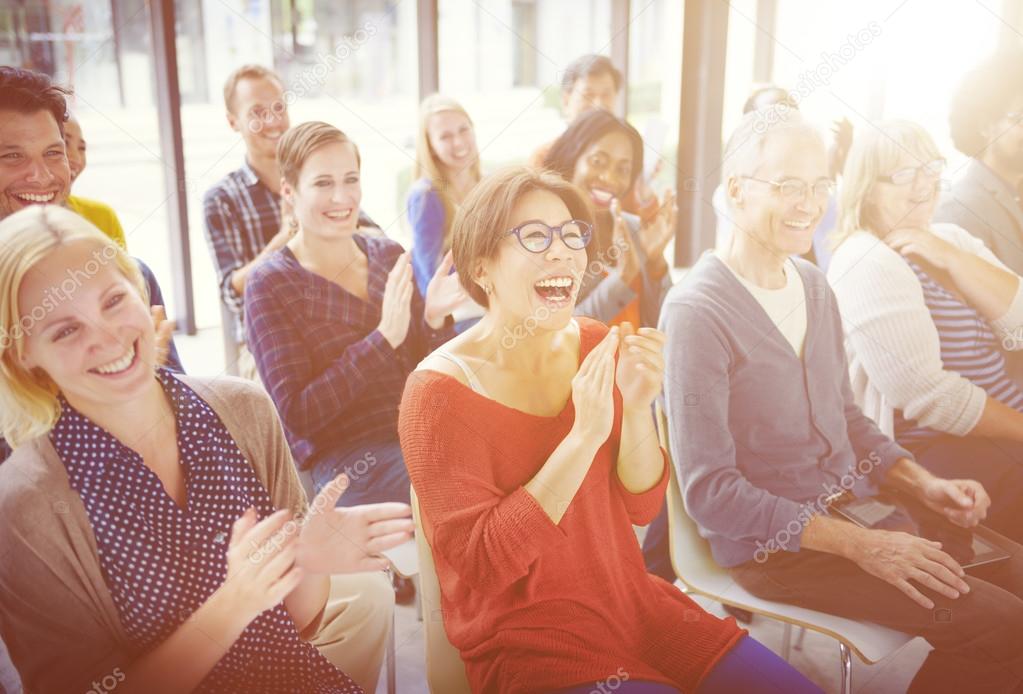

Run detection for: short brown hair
[[451, 167, 593, 308], [0, 66, 70, 134], [222, 64, 283, 113], [277, 121, 361, 187]]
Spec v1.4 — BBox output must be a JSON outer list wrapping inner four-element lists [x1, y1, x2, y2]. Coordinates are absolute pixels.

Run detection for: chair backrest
[[656, 405, 746, 590], [410, 487, 472, 694], [656, 407, 917, 664]]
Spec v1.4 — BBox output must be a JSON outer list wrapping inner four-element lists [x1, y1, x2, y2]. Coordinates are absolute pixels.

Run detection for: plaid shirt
[[202, 159, 375, 343], [244, 235, 454, 469]]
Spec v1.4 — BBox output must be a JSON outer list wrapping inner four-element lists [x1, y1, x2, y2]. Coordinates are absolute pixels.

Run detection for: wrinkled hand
[[424, 250, 467, 328], [829, 117, 854, 177], [919, 477, 990, 528], [614, 322, 666, 411], [378, 252, 414, 348], [571, 325, 619, 445], [297, 474, 415, 574], [849, 526, 969, 609], [150, 305, 175, 367], [884, 227, 958, 271]]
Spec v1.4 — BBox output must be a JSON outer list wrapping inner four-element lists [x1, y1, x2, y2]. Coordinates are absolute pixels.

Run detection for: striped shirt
[[202, 159, 376, 343], [895, 259, 1023, 445]]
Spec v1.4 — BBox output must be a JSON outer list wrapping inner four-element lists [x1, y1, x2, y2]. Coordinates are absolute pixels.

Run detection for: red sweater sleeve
[[613, 448, 669, 526], [399, 374, 569, 595]]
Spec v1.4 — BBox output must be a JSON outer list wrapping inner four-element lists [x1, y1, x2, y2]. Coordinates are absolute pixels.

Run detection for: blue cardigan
[[407, 178, 447, 296]]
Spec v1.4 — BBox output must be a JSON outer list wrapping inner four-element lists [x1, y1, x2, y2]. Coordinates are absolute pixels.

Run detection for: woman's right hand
[[219, 508, 305, 624], [847, 526, 970, 609], [570, 325, 619, 446], [378, 252, 414, 348]]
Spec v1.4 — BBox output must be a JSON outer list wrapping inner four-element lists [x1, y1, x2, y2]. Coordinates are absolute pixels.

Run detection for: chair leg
[[414, 575, 423, 622], [794, 626, 806, 652], [838, 642, 852, 694], [387, 568, 397, 694], [781, 623, 792, 662]]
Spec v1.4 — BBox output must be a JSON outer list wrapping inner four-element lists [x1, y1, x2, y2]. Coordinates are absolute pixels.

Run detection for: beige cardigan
[[0, 374, 308, 694]]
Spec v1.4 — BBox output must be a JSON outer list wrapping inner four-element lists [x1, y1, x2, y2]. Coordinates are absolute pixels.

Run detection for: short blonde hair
[[414, 95, 482, 251], [222, 64, 283, 114], [0, 205, 147, 445], [833, 120, 943, 248], [277, 121, 361, 187], [451, 166, 593, 308]]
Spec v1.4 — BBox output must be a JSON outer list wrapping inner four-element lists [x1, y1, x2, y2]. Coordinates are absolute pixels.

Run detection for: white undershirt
[[721, 256, 808, 358]]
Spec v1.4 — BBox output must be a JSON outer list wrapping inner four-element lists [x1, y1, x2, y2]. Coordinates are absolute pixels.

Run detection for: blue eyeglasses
[[505, 219, 593, 253]]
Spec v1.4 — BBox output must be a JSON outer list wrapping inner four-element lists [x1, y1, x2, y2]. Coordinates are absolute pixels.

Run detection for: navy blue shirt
[[50, 369, 360, 693]]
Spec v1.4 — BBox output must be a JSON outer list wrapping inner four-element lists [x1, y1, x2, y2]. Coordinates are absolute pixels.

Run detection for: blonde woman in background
[[827, 120, 1023, 543], [407, 94, 484, 332]]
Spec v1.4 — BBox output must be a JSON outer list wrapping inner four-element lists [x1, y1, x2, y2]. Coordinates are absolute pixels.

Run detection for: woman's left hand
[[884, 227, 959, 271], [296, 474, 415, 574], [424, 250, 467, 329], [919, 476, 991, 528], [614, 322, 666, 410]]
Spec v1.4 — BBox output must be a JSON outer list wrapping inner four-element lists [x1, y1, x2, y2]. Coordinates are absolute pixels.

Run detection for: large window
[[770, 0, 1003, 169], [436, 0, 614, 183]]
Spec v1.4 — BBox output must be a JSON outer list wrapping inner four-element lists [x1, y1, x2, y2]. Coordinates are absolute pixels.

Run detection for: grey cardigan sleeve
[[574, 269, 637, 322], [575, 214, 671, 326], [662, 299, 808, 554]]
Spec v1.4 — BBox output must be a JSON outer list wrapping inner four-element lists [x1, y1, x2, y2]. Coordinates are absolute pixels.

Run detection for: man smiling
[[0, 67, 182, 464], [0, 67, 72, 217]]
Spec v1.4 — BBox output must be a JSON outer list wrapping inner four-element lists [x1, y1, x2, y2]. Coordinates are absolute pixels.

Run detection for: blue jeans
[[311, 440, 410, 507], [553, 637, 821, 694]]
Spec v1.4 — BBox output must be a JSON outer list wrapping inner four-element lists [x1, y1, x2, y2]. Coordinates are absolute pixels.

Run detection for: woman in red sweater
[[398, 167, 822, 693]]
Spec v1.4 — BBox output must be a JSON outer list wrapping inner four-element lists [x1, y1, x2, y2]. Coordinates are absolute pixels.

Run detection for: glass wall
[[436, 0, 614, 184], [770, 0, 1003, 170]]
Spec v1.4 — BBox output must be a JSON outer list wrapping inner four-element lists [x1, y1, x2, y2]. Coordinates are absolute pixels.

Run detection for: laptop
[[830, 492, 1011, 569]]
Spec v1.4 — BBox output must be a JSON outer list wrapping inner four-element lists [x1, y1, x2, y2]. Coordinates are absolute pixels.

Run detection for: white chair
[[657, 408, 916, 694], [381, 538, 420, 694], [408, 486, 472, 694]]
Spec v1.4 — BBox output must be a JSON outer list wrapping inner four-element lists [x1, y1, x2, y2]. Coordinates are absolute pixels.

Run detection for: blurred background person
[[937, 49, 1023, 276], [407, 94, 483, 332]]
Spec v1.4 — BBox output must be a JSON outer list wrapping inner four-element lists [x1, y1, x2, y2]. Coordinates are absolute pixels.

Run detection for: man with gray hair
[[663, 109, 1023, 692]]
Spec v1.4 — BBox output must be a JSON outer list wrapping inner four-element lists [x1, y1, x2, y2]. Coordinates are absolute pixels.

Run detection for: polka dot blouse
[[50, 369, 362, 693]]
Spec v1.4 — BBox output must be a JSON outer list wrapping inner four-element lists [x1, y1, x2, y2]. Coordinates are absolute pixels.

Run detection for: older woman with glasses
[[665, 110, 1023, 693], [399, 166, 823, 694], [828, 120, 1023, 543]]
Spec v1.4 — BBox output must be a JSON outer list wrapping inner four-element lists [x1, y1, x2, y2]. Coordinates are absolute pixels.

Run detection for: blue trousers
[[552, 636, 822, 693], [311, 440, 411, 507]]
